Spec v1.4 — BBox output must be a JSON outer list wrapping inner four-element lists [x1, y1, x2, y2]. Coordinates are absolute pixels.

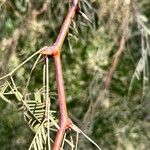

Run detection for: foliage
[[0, 0, 150, 150]]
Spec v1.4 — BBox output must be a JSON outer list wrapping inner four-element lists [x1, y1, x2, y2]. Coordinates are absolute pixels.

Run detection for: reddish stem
[[53, 54, 70, 149], [54, 0, 78, 50], [41, 0, 79, 56], [41, 0, 79, 149]]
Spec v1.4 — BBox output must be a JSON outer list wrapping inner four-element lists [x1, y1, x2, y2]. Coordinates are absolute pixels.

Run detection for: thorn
[[78, 11, 92, 23]]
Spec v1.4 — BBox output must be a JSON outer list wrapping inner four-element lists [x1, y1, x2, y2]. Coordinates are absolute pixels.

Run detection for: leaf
[[0, 82, 11, 103], [72, 124, 102, 150], [28, 122, 47, 150], [0, 92, 11, 103]]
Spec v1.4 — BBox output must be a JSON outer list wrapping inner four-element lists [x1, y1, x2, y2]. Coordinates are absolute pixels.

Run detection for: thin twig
[[0, 47, 48, 80], [45, 57, 51, 150], [105, 20, 129, 88]]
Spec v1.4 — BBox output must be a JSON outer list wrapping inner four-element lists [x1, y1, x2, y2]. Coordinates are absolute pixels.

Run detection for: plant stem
[[41, 0, 79, 149], [53, 54, 70, 149], [53, 0, 79, 50], [41, 0, 79, 56]]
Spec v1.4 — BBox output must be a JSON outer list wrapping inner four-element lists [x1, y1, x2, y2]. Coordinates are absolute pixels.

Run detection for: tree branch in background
[[82, 1, 130, 141], [0, 1, 49, 80], [0, 29, 21, 78], [105, 18, 129, 89]]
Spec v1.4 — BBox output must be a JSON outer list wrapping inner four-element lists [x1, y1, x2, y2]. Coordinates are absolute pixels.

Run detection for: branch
[[105, 20, 129, 88], [41, 0, 79, 149], [82, 3, 130, 142], [41, 0, 79, 56], [0, 1, 50, 80]]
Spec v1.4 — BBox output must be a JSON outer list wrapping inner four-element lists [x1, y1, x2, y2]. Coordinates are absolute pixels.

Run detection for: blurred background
[[0, 0, 150, 149]]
